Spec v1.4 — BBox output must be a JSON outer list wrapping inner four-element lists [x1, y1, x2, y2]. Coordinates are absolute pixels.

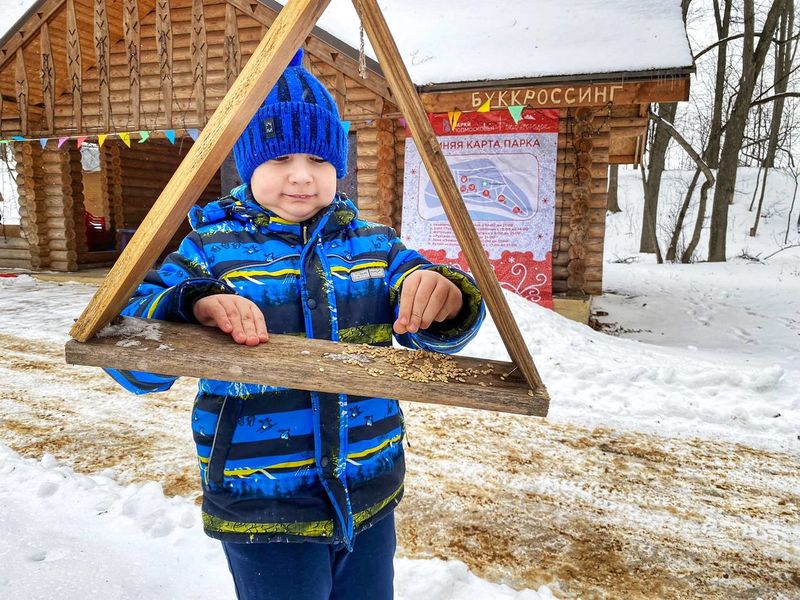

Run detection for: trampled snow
[[1, 166, 798, 597]]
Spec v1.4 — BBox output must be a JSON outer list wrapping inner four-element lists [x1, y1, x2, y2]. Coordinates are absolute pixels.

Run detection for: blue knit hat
[[233, 49, 348, 184]]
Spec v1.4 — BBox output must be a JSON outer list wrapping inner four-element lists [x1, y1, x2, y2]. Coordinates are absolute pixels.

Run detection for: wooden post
[[123, 0, 141, 130], [66, 0, 83, 132], [352, 0, 546, 393], [40, 23, 55, 134], [156, 0, 173, 127], [15, 49, 28, 136], [69, 0, 333, 342], [42, 146, 79, 271], [16, 143, 47, 268], [224, 3, 241, 90], [191, 0, 208, 124], [94, 0, 111, 130]]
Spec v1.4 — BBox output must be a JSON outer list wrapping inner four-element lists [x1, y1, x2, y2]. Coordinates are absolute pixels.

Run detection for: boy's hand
[[394, 270, 463, 335], [193, 295, 269, 346]]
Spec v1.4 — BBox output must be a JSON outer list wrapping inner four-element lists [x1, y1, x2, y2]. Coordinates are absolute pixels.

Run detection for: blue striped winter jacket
[[105, 185, 485, 547]]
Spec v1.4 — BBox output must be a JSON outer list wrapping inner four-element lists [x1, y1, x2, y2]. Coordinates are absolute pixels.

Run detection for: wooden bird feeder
[[64, 0, 550, 417]]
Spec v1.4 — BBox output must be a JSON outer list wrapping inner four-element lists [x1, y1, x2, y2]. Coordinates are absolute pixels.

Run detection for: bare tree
[[639, 0, 693, 255], [750, 0, 796, 237], [707, 0, 788, 262], [607, 164, 621, 213]]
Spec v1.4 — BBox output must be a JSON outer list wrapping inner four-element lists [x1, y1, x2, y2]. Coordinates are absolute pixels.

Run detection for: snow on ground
[[0, 167, 799, 597], [0, 446, 551, 600]]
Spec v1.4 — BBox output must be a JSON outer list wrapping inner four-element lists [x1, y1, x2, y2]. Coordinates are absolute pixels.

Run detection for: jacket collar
[[189, 184, 358, 241]]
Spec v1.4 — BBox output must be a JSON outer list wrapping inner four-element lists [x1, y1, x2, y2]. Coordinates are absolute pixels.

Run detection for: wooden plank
[[353, 0, 547, 396], [156, 0, 173, 126], [66, 0, 83, 131], [65, 317, 548, 416], [191, 0, 207, 123], [123, 0, 141, 129], [94, 0, 111, 130], [69, 0, 333, 342], [223, 2, 241, 90], [40, 23, 55, 134], [15, 49, 28, 136]]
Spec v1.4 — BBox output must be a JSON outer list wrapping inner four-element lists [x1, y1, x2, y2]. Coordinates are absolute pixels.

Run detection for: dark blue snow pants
[[220, 512, 396, 600]]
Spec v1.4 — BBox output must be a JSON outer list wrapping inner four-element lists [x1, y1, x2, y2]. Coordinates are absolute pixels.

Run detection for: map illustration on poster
[[402, 109, 559, 307]]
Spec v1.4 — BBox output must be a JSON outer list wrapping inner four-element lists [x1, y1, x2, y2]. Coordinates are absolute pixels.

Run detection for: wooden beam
[[191, 0, 208, 124], [40, 22, 55, 134], [69, 0, 333, 342], [0, 0, 64, 72], [223, 2, 241, 90], [422, 78, 692, 113], [352, 0, 547, 396], [15, 49, 28, 136], [65, 317, 548, 416], [334, 69, 346, 115], [94, 0, 111, 130], [155, 0, 173, 126], [123, 0, 141, 130], [66, 0, 82, 131]]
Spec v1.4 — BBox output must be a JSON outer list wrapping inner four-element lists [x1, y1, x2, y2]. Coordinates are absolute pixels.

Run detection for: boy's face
[[250, 153, 337, 223]]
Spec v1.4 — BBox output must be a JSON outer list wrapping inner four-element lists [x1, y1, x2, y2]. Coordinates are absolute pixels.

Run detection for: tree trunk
[[666, 167, 701, 261], [607, 164, 621, 213], [750, 0, 794, 237], [640, 102, 678, 253], [705, 0, 732, 168], [707, 0, 787, 262]]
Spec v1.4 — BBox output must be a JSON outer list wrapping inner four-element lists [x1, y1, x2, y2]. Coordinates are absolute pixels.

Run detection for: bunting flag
[[341, 121, 351, 136], [39, 138, 48, 149], [138, 130, 150, 144], [448, 110, 462, 131], [98, 134, 108, 147], [477, 98, 492, 113], [57, 136, 69, 149], [398, 117, 407, 129], [76, 136, 88, 149], [0, 140, 8, 144], [508, 105, 525, 124], [165, 130, 176, 144], [188, 128, 200, 141], [12, 136, 25, 141], [119, 132, 131, 148]]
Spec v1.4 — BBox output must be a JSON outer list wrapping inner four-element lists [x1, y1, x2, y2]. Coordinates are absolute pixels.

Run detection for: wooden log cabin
[[0, 0, 693, 319]]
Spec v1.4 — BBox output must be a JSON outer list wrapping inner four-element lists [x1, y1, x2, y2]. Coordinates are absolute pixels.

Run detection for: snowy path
[[0, 323, 797, 598]]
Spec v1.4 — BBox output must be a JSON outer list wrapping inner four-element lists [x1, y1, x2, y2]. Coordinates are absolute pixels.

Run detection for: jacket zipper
[[205, 396, 229, 486]]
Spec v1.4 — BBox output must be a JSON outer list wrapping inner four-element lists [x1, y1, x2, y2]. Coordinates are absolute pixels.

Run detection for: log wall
[[0, 225, 31, 270], [116, 138, 221, 253]]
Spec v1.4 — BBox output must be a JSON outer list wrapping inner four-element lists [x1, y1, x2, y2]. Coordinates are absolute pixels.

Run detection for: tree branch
[[647, 109, 715, 185], [750, 91, 800, 106], [694, 30, 800, 61]]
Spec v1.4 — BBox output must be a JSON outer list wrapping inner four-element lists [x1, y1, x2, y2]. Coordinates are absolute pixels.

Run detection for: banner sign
[[401, 109, 559, 307]]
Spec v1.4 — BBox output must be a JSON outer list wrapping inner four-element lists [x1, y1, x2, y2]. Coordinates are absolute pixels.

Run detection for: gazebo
[[0, 0, 693, 320]]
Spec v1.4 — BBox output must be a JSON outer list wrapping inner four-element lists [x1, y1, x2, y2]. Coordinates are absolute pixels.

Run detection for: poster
[[401, 109, 559, 307]]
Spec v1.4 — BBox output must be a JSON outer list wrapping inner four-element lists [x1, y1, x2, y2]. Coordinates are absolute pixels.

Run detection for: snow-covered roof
[[286, 0, 695, 86], [1, 0, 694, 86]]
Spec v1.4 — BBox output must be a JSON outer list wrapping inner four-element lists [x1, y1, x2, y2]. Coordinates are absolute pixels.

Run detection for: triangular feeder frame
[[64, 0, 549, 417]]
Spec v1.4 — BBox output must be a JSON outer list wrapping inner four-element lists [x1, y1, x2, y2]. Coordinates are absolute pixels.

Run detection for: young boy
[[106, 49, 484, 600]]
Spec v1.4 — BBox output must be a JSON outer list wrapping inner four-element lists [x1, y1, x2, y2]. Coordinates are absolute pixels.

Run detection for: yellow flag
[[477, 98, 491, 113], [448, 111, 462, 131], [119, 132, 131, 148], [98, 134, 108, 147]]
